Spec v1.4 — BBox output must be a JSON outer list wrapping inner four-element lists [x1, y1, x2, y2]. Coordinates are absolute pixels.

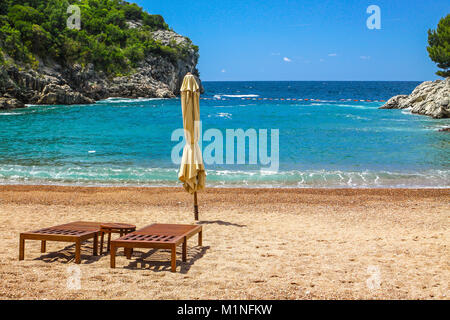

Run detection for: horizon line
[[201, 79, 429, 82]]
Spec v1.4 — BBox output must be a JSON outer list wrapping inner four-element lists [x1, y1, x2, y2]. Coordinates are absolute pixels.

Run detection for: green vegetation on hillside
[[0, 0, 199, 75], [427, 14, 450, 78]]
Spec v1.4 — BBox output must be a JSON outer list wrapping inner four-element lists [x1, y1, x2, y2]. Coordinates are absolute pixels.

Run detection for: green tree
[[31, 24, 50, 53], [123, 3, 142, 20], [0, 1, 10, 16], [1, 24, 28, 60], [124, 43, 144, 66], [142, 13, 168, 30], [105, 9, 126, 28], [427, 14, 450, 78], [8, 5, 43, 25], [105, 24, 126, 45]]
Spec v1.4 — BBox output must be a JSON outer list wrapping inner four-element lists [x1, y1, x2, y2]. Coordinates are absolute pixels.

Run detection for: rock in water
[[380, 95, 408, 109], [37, 84, 95, 105], [380, 78, 450, 118], [0, 97, 25, 109]]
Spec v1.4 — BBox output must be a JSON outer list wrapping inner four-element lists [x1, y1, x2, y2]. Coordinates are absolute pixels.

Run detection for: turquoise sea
[[0, 81, 449, 188]]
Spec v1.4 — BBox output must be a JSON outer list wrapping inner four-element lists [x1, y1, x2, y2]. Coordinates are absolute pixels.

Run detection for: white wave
[[345, 114, 370, 120], [334, 104, 370, 109], [102, 97, 131, 101], [209, 112, 232, 119], [0, 165, 448, 189], [213, 105, 234, 108], [98, 97, 165, 104], [381, 118, 410, 122], [345, 126, 431, 133], [434, 126, 450, 131], [214, 94, 260, 99]]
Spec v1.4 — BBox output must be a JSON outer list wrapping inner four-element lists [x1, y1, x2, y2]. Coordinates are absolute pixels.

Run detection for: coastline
[[0, 182, 449, 190], [1, 185, 448, 299], [2, 183, 450, 192]]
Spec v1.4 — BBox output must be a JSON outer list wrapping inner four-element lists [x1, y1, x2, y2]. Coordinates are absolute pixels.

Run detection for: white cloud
[[221, 69, 226, 73], [360, 56, 371, 60], [271, 52, 281, 56], [283, 57, 292, 62], [328, 53, 337, 57]]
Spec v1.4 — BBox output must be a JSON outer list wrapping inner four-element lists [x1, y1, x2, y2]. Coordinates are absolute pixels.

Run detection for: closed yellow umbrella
[[178, 73, 206, 220]]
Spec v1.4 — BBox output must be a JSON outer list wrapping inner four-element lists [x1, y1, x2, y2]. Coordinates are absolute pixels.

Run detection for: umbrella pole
[[194, 191, 199, 221]]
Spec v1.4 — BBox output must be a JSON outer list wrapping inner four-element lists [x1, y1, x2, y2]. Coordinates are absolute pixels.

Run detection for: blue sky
[[134, 0, 449, 81]]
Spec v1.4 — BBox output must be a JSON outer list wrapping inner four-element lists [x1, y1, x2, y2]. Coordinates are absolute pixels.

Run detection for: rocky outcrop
[[0, 97, 25, 109], [0, 30, 200, 107], [380, 78, 450, 118], [150, 30, 201, 94], [37, 84, 95, 105], [439, 127, 450, 132]]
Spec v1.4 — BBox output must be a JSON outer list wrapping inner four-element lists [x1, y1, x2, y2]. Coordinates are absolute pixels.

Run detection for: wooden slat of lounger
[[110, 224, 203, 272], [112, 224, 201, 246], [121, 233, 176, 243], [32, 228, 91, 236], [21, 222, 101, 235], [56, 221, 103, 231], [19, 221, 106, 264], [21, 228, 97, 242], [24, 221, 103, 236]]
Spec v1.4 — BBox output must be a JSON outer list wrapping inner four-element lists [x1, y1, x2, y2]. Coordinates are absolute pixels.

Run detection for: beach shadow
[[198, 220, 247, 228], [34, 241, 101, 265], [123, 246, 210, 274]]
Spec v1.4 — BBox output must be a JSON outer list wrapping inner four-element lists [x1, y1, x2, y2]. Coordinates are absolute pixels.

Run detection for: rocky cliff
[[380, 78, 450, 118], [0, 30, 201, 109]]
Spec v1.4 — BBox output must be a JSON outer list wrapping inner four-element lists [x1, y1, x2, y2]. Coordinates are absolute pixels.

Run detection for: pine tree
[[427, 14, 450, 78]]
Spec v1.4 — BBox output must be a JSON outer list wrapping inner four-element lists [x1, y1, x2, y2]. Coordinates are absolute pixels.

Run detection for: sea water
[[0, 81, 448, 188]]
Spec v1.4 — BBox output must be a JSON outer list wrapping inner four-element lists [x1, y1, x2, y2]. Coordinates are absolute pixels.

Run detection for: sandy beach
[[0, 185, 448, 300]]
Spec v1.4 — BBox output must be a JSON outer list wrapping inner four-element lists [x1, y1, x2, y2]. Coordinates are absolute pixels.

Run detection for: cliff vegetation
[[0, 0, 198, 75]]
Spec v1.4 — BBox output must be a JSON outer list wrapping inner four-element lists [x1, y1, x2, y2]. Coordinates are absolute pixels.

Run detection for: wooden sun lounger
[[19, 221, 102, 264], [110, 224, 203, 272]]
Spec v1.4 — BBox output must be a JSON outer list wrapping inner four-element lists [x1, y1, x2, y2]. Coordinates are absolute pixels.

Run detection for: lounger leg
[[93, 234, 98, 256], [40, 240, 46, 253], [107, 232, 111, 252], [125, 248, 132, 260], [110, 244, 116, 268], [198, 231, 203, 246], [75, 240, 81, 264], [171, 245, 177, 272], [182, 238, 187, 262], [100, 232, 104, 255], [19, 236, 25, 261]]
